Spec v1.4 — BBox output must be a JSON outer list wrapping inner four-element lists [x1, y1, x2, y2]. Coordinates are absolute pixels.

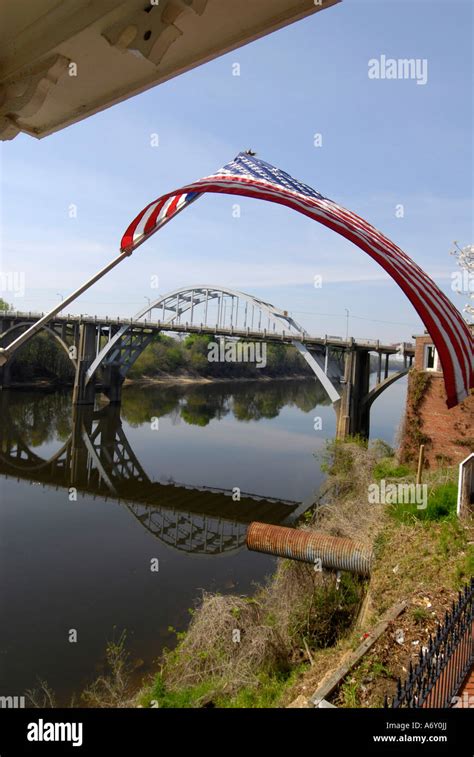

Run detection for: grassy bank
[[125, 439, 472, 709]]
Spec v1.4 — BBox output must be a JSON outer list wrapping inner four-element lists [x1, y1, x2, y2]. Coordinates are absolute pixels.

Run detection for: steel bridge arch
[[362, 367, 410, 410], [0, 321, 77, 370], [86, 285, 306, 385], [135, 285, 306, 333]]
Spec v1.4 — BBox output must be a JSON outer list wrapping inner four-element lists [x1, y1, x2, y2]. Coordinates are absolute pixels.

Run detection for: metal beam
[[291, 340, 340, 403]]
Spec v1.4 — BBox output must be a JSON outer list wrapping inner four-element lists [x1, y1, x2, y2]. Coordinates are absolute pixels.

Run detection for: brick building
[[399, 332, 473, 468]]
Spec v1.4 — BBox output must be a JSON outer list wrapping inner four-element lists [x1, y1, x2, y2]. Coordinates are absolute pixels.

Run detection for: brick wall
[[414, 334, 432, 370], [399, 335, 473, 467]]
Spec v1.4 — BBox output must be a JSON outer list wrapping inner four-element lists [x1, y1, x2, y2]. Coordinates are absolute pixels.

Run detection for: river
[[0, 377, 407, 704]]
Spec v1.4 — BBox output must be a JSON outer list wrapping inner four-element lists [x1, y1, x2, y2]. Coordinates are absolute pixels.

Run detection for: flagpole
[[0, 249, 133, 366], [0, 185, 201, 368]]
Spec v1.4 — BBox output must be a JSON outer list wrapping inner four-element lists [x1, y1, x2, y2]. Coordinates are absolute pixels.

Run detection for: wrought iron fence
[[386, 577, 473, 708]]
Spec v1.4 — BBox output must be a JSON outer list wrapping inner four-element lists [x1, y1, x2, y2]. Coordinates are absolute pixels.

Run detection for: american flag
[[121, 151, 473, 408]]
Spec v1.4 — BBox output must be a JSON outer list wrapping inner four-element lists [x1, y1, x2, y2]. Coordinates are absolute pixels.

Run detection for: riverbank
[[2, 373, 313, 393], [123, 373, 312, 386], [124, 440, 472, 709], [0, 379, 73, 390]]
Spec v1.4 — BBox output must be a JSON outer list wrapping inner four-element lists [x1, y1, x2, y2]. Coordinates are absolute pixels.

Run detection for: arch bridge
[[0, 284, 414, 439]]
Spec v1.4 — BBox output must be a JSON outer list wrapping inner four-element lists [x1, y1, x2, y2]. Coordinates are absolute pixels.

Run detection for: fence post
[[416, 444, 425, 485]]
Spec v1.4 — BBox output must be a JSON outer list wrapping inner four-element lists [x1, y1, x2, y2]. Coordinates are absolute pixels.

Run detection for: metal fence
[[386, 577, 473, 708]]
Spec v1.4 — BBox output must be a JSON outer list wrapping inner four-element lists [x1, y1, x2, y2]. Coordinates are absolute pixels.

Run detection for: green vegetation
[[320, 436, 368, 475], [139, 668, 305, 709], [80, 631, 136, 708], [412, 607, 430, 624], [338, 657, 390, 708], [1, 299, 75, 383], [364, 455, 471, 599], [141, 675, 218, 709], [399, 369, 432, 460], [389, 482, 458, 523], [9, 333, 75, 384], [217, 669, 305, 708], [128, 333, 310, 379], [373, 460, 410, 480], [6, 329, 312, 385], [135, 564, 365, 708]]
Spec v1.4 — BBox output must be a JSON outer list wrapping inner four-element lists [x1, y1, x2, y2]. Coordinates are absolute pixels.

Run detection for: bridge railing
[[385, 578, 473, 708], [0, 311, 415, 354], [1, 310, 45, 318]]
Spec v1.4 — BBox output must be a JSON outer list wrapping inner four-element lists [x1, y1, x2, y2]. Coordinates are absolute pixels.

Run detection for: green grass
[[389, 483, 458, 523], [139, 675, 218, 708], [454, 546, 474, 586], [338, 658, 390, 707], [373, 460, 411, 481], [412, 607, 430, 624], [216, 669, 305, 708], [139, 668, 305, 709]]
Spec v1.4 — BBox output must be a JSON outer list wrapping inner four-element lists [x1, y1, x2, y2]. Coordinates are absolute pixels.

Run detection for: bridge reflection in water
[[0, 394, 309, 557]]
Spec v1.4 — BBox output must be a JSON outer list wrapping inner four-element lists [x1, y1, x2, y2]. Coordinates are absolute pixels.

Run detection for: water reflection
[[120, 380, 330, 426], [0, 378, 406, 703], [0, 381, 329, 557]]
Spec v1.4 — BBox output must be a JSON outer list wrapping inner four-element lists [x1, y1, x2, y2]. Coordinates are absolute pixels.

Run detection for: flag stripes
[[120, 153, 473, 407]]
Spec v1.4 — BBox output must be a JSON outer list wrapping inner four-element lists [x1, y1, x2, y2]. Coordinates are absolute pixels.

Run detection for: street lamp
[[344, 308, 349, 341]]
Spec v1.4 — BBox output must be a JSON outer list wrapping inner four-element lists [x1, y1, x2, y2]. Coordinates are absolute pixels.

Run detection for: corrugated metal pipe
[[246, 522, 373, 577]]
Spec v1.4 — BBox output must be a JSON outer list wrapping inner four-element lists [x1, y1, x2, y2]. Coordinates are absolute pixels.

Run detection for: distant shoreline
[[123, 373, 312, 386], [1, 373, 314, 392]]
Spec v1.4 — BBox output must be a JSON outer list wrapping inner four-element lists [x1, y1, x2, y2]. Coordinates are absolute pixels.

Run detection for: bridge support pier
[[72, 323, 97, 405], [101, 365, 124, 404], [336, 349, 371, 440]]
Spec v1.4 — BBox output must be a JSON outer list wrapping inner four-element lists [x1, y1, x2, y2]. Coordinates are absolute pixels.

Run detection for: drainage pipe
[[246, 522, 373, 577]]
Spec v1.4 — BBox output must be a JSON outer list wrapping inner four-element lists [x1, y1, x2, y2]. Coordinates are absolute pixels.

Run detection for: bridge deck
[[0, 311, 415, 355]]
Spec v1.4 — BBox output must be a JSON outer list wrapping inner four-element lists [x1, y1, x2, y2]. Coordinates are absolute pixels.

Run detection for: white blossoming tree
[[450, 242, 474, 322]]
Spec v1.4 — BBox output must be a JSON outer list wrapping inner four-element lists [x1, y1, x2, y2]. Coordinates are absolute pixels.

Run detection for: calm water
[[0, 377, 406, 704]]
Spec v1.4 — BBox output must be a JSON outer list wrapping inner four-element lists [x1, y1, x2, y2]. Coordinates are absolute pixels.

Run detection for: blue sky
[[0, 0, 472, 342]]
